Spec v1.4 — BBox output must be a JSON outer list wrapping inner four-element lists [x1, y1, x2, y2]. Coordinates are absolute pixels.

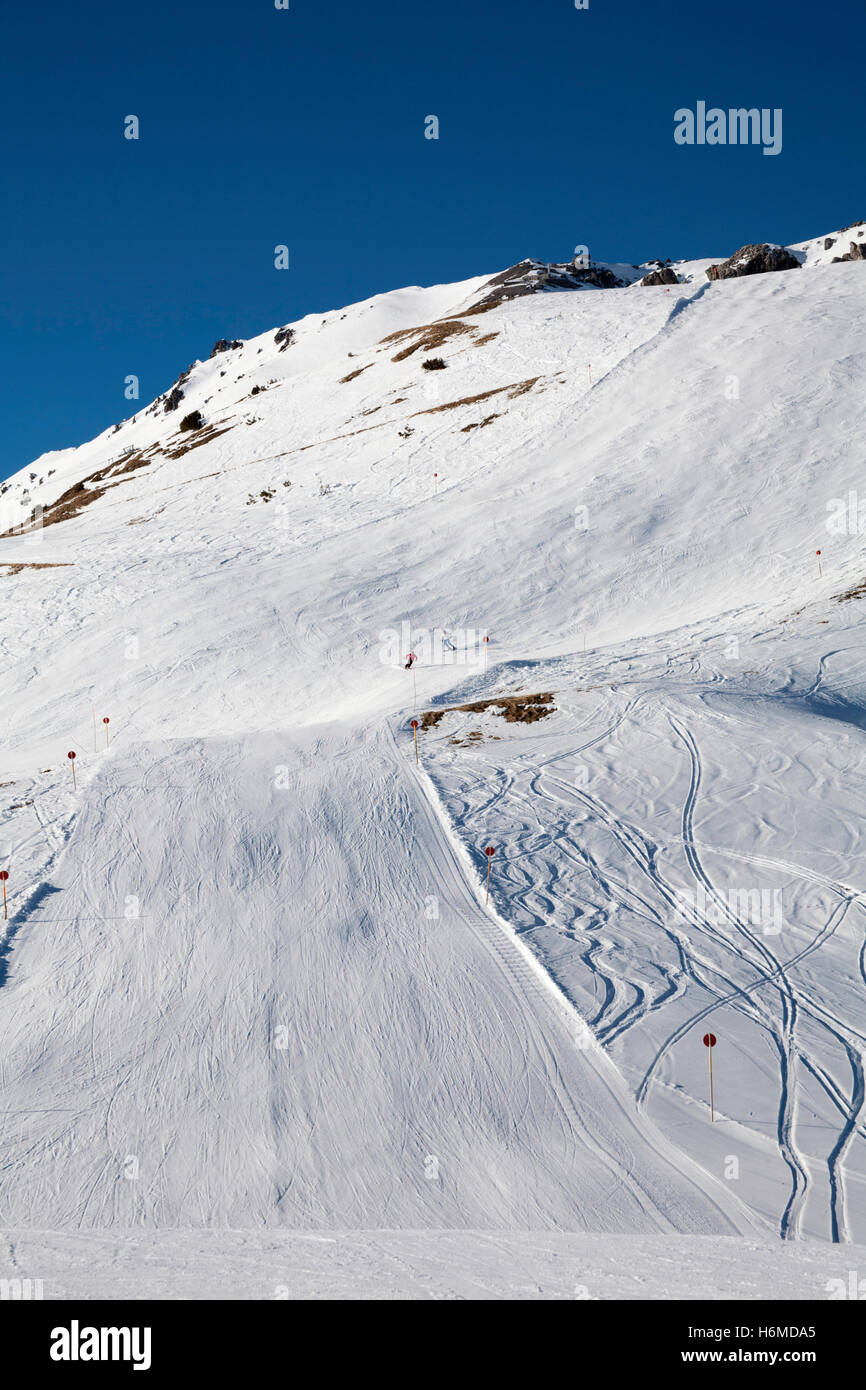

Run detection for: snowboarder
[[404, 652, 417, 670]]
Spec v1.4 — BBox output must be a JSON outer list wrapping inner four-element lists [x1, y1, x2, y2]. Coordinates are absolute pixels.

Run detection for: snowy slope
[[0, 725, 757, 1234], [1, 225, 866, 1293], [5, 1228, 865, 1301]]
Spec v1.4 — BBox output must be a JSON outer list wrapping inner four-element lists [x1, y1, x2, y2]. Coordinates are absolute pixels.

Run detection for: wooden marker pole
[[0, 870, 8, 921], [483, 634, 489, 674], [816, 549, 822, 578], [703, 1032, 717, 1121], [410, 719, 419, 765], [103, 716, 110, 748], [68, 750, 77, 789], [587, 364, 592, 386], [484, 845, 495, 904], [434, 472, 438, 495]]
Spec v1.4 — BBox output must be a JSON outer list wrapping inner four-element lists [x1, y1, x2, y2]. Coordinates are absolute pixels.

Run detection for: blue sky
[[1, 0, 862, 479]]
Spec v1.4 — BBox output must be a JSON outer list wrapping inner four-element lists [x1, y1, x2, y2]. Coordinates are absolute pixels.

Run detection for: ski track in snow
[[0, 727, 761, 1235], [422, 671, 866, 1245]]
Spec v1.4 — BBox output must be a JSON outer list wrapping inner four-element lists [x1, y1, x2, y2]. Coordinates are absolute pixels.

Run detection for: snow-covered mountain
[[1, 223, 866, 1297]]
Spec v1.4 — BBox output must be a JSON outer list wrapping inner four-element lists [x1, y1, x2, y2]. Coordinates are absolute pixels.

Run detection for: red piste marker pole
[[68, 750, 77, 789], [434, 472, 438, 495], [703, 1032, 717, 1121], [484, 845, 495, 904], [0, 870, 8, 921], [483, 634, 490, 674], [410, 718, 419, 765], [816, 549, 822, 579], [103, 716, 110, 748]]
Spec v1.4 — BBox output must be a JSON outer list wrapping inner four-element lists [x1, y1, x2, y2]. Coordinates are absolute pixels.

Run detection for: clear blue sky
[[1, 0, 862, 479]]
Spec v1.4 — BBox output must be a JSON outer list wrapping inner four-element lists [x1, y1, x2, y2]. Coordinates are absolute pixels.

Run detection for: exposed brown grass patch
[[242, 374, 544, 464], [1, 466, 119, 538], [381, 319, 476, 362], [0, 422, 233, 539], [414, 378, 538, 417], [0, 562, 74, 576], [444, 301, 500, 318], [474, 332, 500, 346], [509, 377, 539, 398], [340, 364, 371, 383], [461, 413, 502, 432], [834, 578, 866, 603], [420, 691, 555, 731], [163, 423, 233, 459]]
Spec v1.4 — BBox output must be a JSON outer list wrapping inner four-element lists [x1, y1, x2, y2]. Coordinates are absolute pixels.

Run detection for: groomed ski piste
[[1, 226, 866, 1298]]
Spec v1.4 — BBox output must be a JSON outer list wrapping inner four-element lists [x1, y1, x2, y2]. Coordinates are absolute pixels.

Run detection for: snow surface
[[1, 228, 866, 1297], [3, 1229, 865, 1300]]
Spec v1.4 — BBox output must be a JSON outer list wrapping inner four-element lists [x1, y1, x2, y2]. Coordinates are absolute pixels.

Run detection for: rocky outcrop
[[831, 240, 866, 263], [570, 264, 624, 289], [179, 410, 204, 432], [640, 266, 678, 287], [161, 364, 197, 414], [705, 243, 800, 281], [210, 339, 243, 358], [472, 258, 628, 309], [274, 326, 296, 351]]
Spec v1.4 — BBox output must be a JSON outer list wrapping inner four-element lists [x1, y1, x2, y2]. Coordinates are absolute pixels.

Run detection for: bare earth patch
[[0, 562, 74, 576], [461, 414, 502, 432], [381, 319, 477, 362], [414, 379, 539, 416], [420, 691, 555, 732], [1, 422, 233, 538], [834, 578, 866, 603], [163, 423, 233, 459]]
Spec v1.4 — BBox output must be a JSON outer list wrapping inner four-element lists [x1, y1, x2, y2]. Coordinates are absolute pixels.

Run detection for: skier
[[404, 652, 417, 670], [442, 632, 456, 652]]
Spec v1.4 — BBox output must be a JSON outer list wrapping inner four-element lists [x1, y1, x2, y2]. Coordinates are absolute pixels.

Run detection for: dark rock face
[[179, 410, 204, 432], [705, 243, 801, 281], [162, 363, 198, 414], [831, 240, 866, 264], [274, 326, 296, 351], [641, 266, 678, 287], [210, 339, 243, 358], [824, 237, 836, 250], [572, 264, 624, 289], [473, 258, 628, 309]]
